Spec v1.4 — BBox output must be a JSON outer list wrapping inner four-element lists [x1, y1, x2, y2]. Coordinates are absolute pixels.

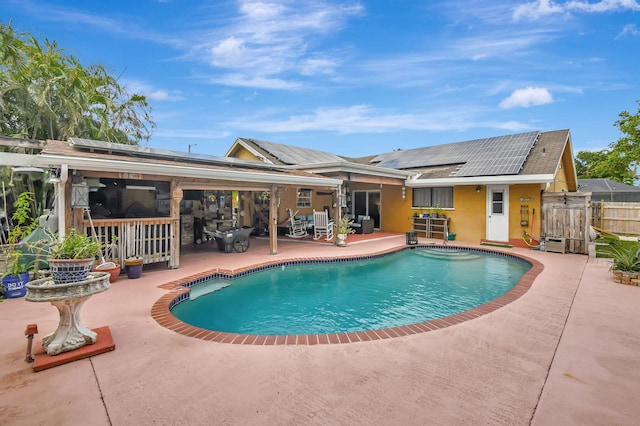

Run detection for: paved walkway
[[1, 236, 639, 425]]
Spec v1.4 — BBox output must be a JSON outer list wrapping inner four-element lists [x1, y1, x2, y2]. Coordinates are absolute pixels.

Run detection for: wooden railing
[[83, 218, 179, 268]]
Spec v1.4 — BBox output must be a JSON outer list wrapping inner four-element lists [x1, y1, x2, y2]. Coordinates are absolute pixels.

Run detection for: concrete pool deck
[[1, 235, 639, 425]]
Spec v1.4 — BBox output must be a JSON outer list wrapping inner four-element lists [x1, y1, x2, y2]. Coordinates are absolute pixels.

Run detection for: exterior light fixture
[[475, 185, 481, 193], [46, 169, 61, 184], [401, 186, 406, 200]]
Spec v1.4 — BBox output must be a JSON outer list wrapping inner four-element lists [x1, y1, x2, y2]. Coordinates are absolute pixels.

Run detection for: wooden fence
[[591, 201, 640, 236], [541, 193, 591, 254]]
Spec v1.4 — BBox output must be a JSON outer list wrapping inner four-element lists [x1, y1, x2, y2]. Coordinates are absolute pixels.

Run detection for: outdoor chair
[[350, 215, 374, 234], [313, 210, 334, 241], [286, 209, 308, 238]]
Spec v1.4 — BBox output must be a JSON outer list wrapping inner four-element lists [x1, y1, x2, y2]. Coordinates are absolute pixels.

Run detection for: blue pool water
[[171, 248, 531, 335]]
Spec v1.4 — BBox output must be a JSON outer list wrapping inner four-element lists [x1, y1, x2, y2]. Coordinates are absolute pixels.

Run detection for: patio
[[1, 234, 639, 425]]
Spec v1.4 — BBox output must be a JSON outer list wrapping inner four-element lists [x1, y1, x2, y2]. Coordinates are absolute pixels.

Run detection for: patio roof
[[33, 139, 342, 188]]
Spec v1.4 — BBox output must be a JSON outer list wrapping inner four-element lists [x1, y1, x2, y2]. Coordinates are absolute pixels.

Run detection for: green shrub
[[607, 245, 640, 273]]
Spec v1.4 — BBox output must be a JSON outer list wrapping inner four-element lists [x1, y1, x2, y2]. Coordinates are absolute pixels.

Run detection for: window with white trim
[[296, 188, 312, 208], [412, 187, 453, 208]]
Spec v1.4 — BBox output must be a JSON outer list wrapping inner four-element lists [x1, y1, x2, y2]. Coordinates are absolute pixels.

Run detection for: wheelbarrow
[[209, 226, 254, 253]]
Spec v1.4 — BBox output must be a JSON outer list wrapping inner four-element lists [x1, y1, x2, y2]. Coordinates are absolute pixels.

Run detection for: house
[[1, 128, 579, 266], [578, 178, 640, 202], [226, 130, 578, 247]]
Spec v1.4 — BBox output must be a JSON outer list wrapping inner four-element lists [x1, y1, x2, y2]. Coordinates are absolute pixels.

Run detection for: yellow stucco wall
[[550, 163, 569, 192], [392, 184, 544, 244], [508, 184, 543, 242], [230, 145, 260, 162], [380, 185, 411, 232]]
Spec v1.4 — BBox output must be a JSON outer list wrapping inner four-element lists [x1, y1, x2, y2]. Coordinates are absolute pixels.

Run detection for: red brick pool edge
[[151, 247, 544, 345]]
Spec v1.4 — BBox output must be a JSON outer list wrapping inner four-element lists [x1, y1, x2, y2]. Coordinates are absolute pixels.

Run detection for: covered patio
[[1, 236, 639, 425]]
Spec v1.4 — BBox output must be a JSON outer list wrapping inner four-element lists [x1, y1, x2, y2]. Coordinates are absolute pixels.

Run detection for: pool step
[[414, 248, 481, 260], [189, 280, 231, 300]]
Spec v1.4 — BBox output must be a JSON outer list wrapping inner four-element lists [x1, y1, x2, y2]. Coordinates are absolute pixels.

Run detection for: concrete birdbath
[[25, 272, 111, 356]]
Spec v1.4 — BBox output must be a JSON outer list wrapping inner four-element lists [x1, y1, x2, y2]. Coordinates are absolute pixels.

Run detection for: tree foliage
[[575, 100, 640, 185], [0, 20, 155, 144]]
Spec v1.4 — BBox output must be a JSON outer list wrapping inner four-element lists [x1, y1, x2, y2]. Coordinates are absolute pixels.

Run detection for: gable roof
[[223, 130, 575, 188], [229, 138, 346, 165]]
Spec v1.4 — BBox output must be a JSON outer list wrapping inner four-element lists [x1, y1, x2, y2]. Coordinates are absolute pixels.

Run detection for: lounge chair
[[313, 210, 334, 241]]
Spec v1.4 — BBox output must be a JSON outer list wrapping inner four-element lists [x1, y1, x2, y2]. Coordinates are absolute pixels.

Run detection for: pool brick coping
[[151, 245, 544, 345]]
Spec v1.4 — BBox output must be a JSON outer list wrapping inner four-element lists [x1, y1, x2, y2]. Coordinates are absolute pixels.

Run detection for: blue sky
[[4, 0, 640, 158]]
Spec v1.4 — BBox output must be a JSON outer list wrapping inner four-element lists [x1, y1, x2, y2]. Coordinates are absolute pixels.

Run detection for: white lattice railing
[[83, 218, 179, 268]]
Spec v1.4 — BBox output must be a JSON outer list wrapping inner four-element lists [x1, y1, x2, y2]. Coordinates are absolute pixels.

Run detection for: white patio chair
[[286, 208, 308, 238], [313, 210, 334, 241]]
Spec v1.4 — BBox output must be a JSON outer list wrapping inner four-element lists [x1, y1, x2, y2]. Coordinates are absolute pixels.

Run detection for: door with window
[[353, 190, 381, 228], [486, 185, 509, 242]]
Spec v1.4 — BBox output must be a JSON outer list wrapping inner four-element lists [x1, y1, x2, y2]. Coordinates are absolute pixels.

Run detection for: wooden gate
[[541, 193, 591, 254]]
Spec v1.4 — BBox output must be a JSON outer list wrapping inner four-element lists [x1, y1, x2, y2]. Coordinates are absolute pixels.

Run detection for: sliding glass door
[[353, 190, 381, 228]]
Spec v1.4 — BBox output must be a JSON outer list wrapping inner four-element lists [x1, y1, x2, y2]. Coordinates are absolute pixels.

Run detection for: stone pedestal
[[26, 272, 110, 356]]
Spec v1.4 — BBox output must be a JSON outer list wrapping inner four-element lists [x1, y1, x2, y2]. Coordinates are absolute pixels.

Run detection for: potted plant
[[1, 251, 30, 298], [335, 216, 355, 247], [48, 228, 103, 284], [93, 236, 121, 283], [608, 245, 640, 286], [1, 191, 38, 298], [124, 256, 144, 279]]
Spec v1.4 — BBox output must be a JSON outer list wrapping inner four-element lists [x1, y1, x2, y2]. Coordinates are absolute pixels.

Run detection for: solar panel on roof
[[374, 131, 539, 176], [69, 138, 284, 170], [250, 139, 345, 165]]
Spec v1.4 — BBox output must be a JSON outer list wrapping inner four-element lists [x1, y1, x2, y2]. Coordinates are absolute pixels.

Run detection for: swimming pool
[[170, 247, 531, 336]]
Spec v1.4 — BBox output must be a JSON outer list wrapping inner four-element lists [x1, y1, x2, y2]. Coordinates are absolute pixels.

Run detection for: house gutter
[[34, 154, 342, 188], [406, 174, 555, 187], [0, 152, 39, 167], [289, 161, 416, 179]]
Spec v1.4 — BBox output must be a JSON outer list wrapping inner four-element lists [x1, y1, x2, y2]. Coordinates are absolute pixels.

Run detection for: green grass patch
[[595, 235, 639, 258]]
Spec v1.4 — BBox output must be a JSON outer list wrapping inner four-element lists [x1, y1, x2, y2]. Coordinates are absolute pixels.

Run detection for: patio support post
[[57, 164, 69, 237], [170, 180, 182, 268], [269, 184, 278, 255]]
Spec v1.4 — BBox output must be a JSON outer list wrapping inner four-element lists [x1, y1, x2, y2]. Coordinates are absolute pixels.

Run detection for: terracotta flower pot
[[94, 264, 121, 283]]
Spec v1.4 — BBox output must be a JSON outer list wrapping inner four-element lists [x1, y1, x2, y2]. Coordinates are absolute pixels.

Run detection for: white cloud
[[224, 105, 532, 134], [617, 23, 640, 38], [513, 0, 640, 21], [513, 0, 564, 21], [499, 87, 553, 109], [194, 0, 363, 88], [210, 74, 303, 90], [122, 80, 184, 101]]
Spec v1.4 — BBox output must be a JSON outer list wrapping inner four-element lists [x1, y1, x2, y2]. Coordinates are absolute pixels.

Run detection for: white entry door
[[486, 185, 509, 242]]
